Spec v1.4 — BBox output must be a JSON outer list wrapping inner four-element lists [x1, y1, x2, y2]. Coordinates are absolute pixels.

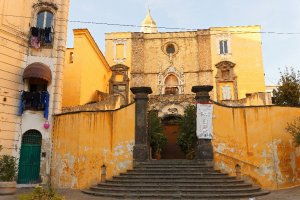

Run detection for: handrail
[[215, 151, 260, 169]]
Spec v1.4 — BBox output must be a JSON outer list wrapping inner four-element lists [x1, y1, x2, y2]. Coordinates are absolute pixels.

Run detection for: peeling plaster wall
[[51, 104, 135, 189], [213, 105, 300, 189]]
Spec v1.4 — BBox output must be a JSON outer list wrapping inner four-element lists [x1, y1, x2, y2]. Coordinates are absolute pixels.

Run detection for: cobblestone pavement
[[0, 186, 299, 200]]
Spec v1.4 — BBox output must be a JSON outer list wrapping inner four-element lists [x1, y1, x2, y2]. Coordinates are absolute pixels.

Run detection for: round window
[[166, 44, 175, 54]]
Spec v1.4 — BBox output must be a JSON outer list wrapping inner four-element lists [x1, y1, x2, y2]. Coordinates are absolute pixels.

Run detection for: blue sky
[[67, 0, 300, 85]]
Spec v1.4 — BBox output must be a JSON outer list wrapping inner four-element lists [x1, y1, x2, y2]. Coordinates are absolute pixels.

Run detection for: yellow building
[[105, 11, 266, 112], [63, 29, 111, 107], [0, 0, 69, 185]]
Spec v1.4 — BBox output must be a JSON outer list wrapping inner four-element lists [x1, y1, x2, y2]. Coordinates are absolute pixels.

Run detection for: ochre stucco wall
[[63, 29, 111, 107], [211, 26, 266, 100], [51, 103, 135, 189], [213, 104, 300, 189]]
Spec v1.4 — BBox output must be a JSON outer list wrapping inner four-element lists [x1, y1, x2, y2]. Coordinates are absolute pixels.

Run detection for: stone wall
[[51, 103, 135, 189], [213, 104, 300, 189], [221, 92, 273, 106]]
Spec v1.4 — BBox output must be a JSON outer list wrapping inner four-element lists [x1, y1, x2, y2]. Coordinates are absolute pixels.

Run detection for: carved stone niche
[[32, 1, 58, 12], [215, 61, 238, 101], [215, 61, 236, 81], [109, 64, 130, 105]]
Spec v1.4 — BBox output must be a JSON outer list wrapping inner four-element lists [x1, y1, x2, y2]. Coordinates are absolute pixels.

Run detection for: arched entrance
[[161, 115, 185, 159], [18, 130, 42, 184]]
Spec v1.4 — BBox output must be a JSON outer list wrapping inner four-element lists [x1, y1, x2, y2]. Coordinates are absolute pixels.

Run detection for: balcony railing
[[30, 27, 54, 49], [19, 91, 50, 119]]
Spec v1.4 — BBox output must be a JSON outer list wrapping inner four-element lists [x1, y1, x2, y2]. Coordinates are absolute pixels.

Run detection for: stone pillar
[[192, 85, 214, 161], [130, 87, 152, 163]]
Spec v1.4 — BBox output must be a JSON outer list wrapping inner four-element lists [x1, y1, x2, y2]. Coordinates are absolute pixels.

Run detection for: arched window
[[36, 11, 53, 28], [164, 74, 179, 95]]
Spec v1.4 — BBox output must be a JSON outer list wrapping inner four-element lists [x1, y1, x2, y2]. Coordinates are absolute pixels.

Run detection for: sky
[[67, 0, 300, 85]]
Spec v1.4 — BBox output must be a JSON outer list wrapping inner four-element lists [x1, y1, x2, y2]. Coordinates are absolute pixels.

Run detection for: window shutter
[[224, 40, 228, 54], [219, 41, 224, 54]]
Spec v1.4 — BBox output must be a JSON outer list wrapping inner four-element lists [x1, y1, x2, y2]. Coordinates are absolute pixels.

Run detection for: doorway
[[161, 116, 185, 159], [18, 130, 42, 184]]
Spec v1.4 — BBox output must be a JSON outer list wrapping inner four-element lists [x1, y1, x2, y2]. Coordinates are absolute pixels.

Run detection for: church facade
[[105, 10, 266, 118]]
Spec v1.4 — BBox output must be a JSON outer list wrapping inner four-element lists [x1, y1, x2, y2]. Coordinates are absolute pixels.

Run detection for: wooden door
[[161, 124, 185, 159], [18, 130, 42, 184]]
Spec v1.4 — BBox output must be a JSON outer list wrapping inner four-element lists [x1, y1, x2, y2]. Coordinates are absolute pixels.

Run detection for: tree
[[286, 117, 300, 147], [176, 105, 197, 159], [273, 67, 300, 106], [148, 111, 167, 158]]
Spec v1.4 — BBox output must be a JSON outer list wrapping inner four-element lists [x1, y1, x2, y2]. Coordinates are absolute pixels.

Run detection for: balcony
[[30, 27, 54, 49], [19, 91, 50, 119]]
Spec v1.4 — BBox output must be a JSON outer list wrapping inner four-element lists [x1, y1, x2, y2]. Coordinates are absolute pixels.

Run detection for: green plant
[[0, 148, 17, 182], [286, 117, 300, 146], [148, 111, 167, 156], [176, 105, 197, 159], [18, 186, 65, 200], [273, 67, 300, 106]]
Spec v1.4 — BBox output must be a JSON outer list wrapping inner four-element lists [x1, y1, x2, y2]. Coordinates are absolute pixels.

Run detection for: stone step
[[181, 190, 270, 199], [82, 189, 270, 199], [128, 169, 218, 173], [97, 182, 254, 189], [138, 163, 209, 167], [123, 172, 228, 176], [144, 159, 209, 164], [113, 175, 236, 180], [90, 186, 261, 194], [83, 160, 270, 199], [135, 165, 213, 169], [106, 179, 244, 184]]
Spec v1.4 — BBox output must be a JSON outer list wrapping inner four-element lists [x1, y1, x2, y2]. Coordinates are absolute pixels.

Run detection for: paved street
[[0, 186, 300, 200]]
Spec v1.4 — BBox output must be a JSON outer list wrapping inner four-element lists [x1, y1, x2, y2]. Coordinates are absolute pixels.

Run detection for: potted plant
[[148, 111, 168, 159], [150, 132, 168, 159], [176, 105, 197, 159], [0, 145, 18, 195]]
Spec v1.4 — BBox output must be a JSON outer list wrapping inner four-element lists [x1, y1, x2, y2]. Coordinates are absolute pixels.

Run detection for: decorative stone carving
[[168, 108, 178, 114], [109, 64, 129, 105], [158, 66, 185, 95], [215, 61, 238, 101], [113, 39, 127, 63], [148, 94, 194, 119]]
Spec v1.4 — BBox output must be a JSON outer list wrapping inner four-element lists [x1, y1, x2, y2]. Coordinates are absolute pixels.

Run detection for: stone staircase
[[83, 159, 269, 199]]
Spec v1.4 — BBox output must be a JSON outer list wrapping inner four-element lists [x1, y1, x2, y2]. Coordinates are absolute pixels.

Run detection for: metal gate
[[17, 130, 42, 184]]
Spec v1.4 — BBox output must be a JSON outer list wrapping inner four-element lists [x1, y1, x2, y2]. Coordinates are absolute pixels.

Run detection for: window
[[166, 44, 175, 54], [29, 78, 47, 92], [69, 52, 74, 63], [222, 86, 232, 100], [37, 11, 53, 28], [219, 40, 228, 54], [164, 74, 179, 95], [246, 93, 252, 98]]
